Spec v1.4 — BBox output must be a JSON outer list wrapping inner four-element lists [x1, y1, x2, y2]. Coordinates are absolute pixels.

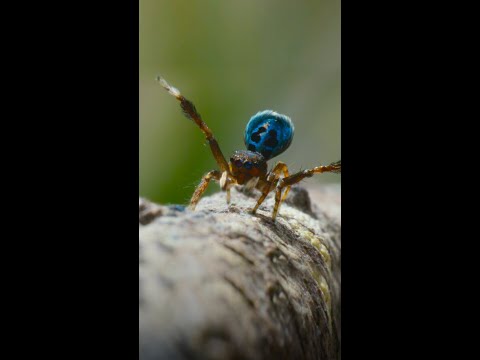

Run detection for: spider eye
[[244, 161, 252, 169], [234, 159, 243, 168]]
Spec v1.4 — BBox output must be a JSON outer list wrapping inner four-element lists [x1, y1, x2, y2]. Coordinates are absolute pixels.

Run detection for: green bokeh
[[140, 0, 340, 205]]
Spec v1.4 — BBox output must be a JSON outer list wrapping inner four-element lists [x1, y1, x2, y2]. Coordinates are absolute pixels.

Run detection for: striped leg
[[251, 162, 289, 214], [189, 170, 221, 210], [158, 77, 230, 173], [272, 160, 341, 220]]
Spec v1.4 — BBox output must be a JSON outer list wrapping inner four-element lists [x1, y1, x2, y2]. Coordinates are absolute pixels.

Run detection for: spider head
[[229, 150, 267, 185]]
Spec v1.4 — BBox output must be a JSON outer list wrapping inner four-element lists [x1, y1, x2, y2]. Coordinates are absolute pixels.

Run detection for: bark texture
[[139, 184, 341, 360]]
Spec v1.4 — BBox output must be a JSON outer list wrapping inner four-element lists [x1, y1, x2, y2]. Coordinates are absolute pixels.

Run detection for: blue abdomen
[[244, 110, 294, 160]]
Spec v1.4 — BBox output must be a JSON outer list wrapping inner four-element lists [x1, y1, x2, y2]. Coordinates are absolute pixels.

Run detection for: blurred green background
[[140, 0, 340, 205]]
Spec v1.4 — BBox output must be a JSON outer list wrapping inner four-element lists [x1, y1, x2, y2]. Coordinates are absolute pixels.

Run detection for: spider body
[[244, 110, 294, 160], [157, 76, 341, 220]]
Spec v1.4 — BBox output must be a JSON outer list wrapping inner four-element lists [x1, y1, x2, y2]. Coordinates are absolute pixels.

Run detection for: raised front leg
[[190, 170, 222, 210], [158, 77, 230, 173]]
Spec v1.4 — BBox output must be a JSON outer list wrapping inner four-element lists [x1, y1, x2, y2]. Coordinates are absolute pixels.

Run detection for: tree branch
[[139, 184, 341, 360]]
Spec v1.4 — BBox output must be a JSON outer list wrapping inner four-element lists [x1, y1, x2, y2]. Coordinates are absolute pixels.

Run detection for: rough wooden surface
[[139, 184, 341, 360]]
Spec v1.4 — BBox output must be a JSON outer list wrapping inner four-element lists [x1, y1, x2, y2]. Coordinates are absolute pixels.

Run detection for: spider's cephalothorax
[[229, 150, 267, 185], [158, 76, 341, 220]]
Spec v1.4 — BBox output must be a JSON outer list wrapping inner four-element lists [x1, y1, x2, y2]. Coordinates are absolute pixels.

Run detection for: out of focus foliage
[[140, 0, 340, 204]]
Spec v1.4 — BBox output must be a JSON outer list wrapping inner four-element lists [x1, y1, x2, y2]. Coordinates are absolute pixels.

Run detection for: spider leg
[[271, 160, 341, 220], [219, 171, 233, 205], [157, 77, 230, 173], [281, 160, 341, 187], [272, 187, 284, 220], [251, 162, 289, 214], [189, 170, 222, 210], [250, 185, 270, 214]]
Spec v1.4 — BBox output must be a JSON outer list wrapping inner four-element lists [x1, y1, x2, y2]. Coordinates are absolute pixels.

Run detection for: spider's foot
[[271, 210, 279, 221], [250, 202, 263, 214]]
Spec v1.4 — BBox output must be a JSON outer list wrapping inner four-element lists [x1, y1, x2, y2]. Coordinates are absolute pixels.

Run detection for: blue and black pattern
[[244, 110, 294, 160]]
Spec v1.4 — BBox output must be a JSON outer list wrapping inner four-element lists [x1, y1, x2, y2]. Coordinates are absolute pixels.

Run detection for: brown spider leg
[[281, 161, 341, 187], [271, 160, 341, 220], [226, 188, 231, 204], [278, 166, 291, 202], [251, 162, 289, 214], [158, 77, 230, 173], [271, 187, 284, 220], [189, 170, 222, 210], [250, 185, 270, 214], [219, 171, 233, 204]]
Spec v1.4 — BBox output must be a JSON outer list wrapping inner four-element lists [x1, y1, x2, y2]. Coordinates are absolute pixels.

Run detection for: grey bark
[[139, 184, 341, 360]]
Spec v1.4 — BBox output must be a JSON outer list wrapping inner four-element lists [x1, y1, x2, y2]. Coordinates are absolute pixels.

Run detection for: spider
[[157, 76, 341, 220]]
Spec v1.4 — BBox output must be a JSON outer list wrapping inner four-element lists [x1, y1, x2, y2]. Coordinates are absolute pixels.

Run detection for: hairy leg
[[219, 171, 233, 204], [251, 162, 289, 214], [272, 187, 283, 220], [280, 161, 341, 188], [226, 188, 231, 204], [190, 170, 222, 210], [158, 77, 230, 173], [271, 160, 341, 219]]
